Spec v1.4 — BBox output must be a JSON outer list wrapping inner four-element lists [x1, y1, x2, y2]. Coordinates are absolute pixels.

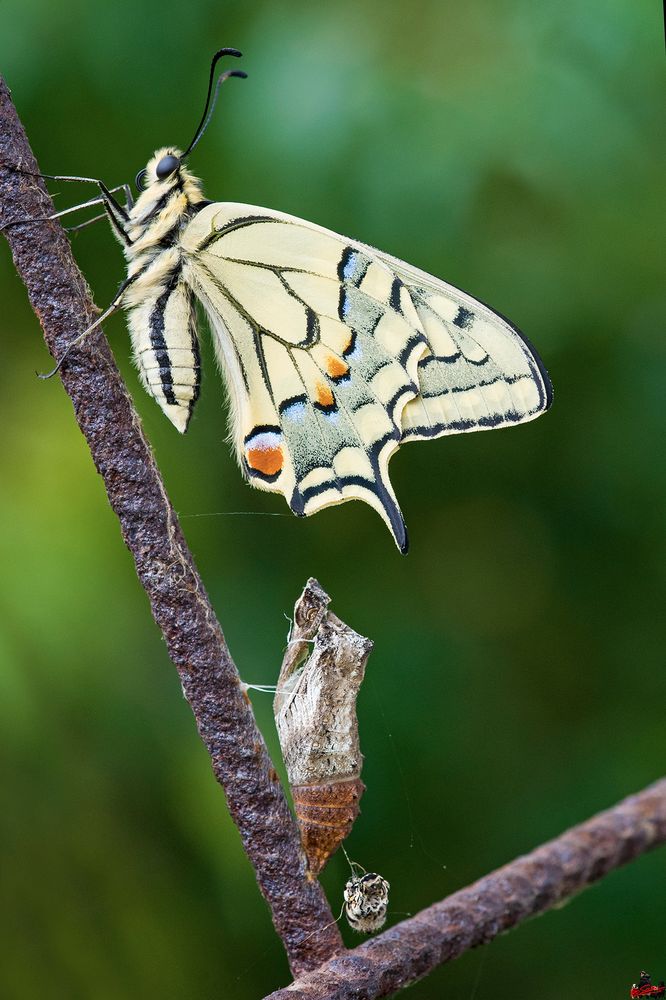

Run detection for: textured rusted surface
[[275, 579, 372, 874], [265, 778, 666, 999], [293, 778, 366, 877], [0, 75, 343, 975]]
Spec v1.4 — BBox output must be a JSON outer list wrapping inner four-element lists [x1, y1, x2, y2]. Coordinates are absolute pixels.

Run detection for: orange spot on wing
[[326, 355, 349, 379], [247, 446, 283, 476], [316, 382, 335, 408]]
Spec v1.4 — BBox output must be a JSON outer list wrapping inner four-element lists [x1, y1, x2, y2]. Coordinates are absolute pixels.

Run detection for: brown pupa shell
[[291, 777, 366, 876], [274, 578, 373, 875]]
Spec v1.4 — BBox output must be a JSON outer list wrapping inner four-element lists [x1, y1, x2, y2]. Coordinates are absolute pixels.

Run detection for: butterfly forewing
[[372, 248, 553, 442]]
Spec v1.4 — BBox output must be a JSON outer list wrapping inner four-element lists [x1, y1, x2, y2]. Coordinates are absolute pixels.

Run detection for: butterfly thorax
[[124, 147, 208, 275]]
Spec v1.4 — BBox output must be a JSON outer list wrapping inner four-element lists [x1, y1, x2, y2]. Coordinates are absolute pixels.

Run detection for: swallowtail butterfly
[[30, 49, 553, 552]]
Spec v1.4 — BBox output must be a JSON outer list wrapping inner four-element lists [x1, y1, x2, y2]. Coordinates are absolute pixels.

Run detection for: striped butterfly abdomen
[[126, 266, 201, 433]]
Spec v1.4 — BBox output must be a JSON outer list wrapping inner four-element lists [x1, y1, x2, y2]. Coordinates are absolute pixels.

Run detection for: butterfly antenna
[[182, 48, 247, 158]]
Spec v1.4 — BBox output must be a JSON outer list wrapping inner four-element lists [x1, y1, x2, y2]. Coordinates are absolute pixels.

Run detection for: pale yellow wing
[[369, 247, 553, 441], [180, 203, 551, 550]]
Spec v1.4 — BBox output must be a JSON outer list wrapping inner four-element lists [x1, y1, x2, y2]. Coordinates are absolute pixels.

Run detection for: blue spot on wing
[[343, 250, 359, 280], [280, 394, 308, 422]]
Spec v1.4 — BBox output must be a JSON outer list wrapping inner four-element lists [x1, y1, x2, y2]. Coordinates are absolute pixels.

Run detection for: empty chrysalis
[[5, 47, 552, 552], [273, 578, 372, 875]]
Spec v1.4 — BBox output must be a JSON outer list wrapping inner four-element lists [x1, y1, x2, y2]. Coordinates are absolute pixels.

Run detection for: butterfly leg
[[33, 171, 132, 221], [39, 274, 137, 380], [121, 183, 134, 213], [63, 183, 136, 232], [3, 164, 135, 241], [42, 176, 131, 245], [43, 178, 134, 243], [64, 211, 108, 233], [0, 183, 130, 234], [96, 181, 132, 245]]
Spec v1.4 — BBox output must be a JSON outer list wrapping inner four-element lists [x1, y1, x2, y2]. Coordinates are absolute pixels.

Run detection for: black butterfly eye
[[156, 154, 180, 179], [135, 168, 147, 192]]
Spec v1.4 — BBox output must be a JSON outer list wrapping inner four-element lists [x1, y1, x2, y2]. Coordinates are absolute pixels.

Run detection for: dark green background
[[1, 2, 664, 997]]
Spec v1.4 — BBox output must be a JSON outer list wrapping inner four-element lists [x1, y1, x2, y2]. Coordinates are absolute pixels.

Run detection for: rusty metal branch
[[264, 778, 666, 999], [0, 75, 344, 976]]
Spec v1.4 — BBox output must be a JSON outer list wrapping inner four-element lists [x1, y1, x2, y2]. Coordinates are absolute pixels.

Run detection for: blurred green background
[[1, 1, 664, 997]]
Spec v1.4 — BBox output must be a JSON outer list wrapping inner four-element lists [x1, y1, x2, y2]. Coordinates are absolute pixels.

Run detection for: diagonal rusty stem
[[263, 777, 666, 998], [0, 75, 343, 976]]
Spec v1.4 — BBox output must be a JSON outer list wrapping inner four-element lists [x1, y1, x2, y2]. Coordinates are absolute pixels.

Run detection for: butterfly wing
[[368, 248, 553, 442], [180, 204, 551, 550]]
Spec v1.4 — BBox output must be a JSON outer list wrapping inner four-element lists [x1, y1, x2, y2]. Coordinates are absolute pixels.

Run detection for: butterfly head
[[134, 147, 203, 199]]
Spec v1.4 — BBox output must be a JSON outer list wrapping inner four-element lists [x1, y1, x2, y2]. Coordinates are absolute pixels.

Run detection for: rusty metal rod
[[0, 75, 343, 976], [264, 778, 666, 999]]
